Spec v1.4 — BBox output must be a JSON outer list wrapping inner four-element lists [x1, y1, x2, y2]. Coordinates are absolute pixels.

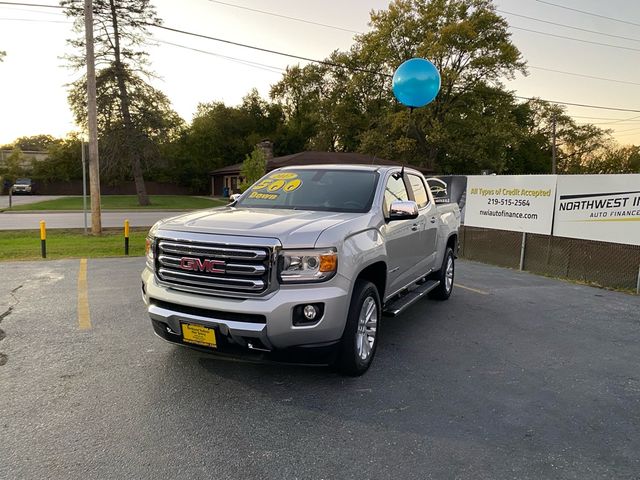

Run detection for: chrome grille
[[155, 239, 271, 295]]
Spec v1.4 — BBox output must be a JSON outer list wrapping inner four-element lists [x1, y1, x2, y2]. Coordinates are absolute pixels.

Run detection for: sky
[[0, 0, 639, 146]]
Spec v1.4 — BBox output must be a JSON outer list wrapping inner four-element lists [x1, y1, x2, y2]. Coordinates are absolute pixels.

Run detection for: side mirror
[[229, 193, 242, 203], [388, 200, 418, 220]]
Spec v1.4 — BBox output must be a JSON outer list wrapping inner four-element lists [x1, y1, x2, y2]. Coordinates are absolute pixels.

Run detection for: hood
[[157, 207, 361, 248]]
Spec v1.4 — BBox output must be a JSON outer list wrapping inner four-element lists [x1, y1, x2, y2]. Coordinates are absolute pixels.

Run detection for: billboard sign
[[464, 175, 557, 234], [553, 174, 640, 245]]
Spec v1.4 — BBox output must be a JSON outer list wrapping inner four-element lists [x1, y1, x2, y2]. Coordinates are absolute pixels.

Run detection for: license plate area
[[180, 322, 217, 349]]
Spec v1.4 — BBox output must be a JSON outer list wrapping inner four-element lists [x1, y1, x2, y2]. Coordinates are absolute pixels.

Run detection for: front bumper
[[141, 267, 350, 359]]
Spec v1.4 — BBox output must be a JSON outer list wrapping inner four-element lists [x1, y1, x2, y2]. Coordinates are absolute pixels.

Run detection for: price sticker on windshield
[[267, 180, 286, 192], [252, 172, 302, 195], [283, 179, 302, 192], [270, 172, 298, 180]]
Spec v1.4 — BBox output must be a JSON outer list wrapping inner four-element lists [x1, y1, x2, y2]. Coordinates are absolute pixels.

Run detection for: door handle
[[411, 223, 419, 231], [430, 217, 437, 223]]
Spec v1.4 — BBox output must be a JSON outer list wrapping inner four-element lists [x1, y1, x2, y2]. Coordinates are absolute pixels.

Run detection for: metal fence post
[[519, 232, 527, 271]]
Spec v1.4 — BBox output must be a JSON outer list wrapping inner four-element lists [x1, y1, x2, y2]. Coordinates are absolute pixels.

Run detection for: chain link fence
[[459, 226, 640, 292]]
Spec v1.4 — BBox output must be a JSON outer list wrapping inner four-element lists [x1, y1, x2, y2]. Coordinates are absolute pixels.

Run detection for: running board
[[383, 280, 440, 317]]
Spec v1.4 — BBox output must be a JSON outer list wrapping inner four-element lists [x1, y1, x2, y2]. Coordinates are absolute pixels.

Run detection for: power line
[[572, 115, 640, 121], [0, 16, 68, 22], [611, 126, 640, 134], [529, 65, 640, 86], [207, 0, 360, 34], [497, 9, 640, 43], [534, 0, 640, 29], [3, 0, 640, 114], [578, 123, 640, 128], [513, 95, 640, 113], [577, 119, 640, 123], [4, 0, 639, 86], [577, 114, 640, 125], [613, 131, 640, 138], [577, 121, 640, 126], [150, 23, 391, 78], [152, 24, 640, 112], [598, 114, 640, 125], [510, 25, 640, 52], [0, 1, 61, 8], [0, 5, 66, 15], [156, 39, 284, 74]]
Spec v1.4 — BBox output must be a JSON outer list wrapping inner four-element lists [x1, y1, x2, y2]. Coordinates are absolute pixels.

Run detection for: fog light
[[303, 305, 317, 320], [292, 303, 324, 326]]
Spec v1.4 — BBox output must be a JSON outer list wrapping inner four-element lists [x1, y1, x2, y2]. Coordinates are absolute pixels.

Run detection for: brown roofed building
[[210, 151, 426, 197]]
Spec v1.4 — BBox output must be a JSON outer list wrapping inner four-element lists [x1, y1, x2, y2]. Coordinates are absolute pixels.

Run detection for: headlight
[[278, 248, 337, 283], [145, 236, 155, 270]]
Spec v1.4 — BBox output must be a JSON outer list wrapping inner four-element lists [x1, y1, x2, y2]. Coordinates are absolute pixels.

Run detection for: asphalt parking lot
[[0, 258, 638, 479]]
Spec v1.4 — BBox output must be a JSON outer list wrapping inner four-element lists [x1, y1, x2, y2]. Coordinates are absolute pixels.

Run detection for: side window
[[384, 175, 409, 213], [408, 174, 430, 209]]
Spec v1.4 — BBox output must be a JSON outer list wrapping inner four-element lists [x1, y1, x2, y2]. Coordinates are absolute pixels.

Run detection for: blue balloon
[[392, 58, 441, 108]]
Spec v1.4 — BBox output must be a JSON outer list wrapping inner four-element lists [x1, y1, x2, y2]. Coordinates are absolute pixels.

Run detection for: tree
[[0, 51, 5, 62], [162, 90, 288, 192], [67, 69, 184, 183], [31, 135, 84, 182], [2, 147, 27, 180], [3, 134, 60, 151], [162, 101, 259, 193], [63, 0, 179, 205], [271, 0, 526, 172], [239, 147, 267, 192]]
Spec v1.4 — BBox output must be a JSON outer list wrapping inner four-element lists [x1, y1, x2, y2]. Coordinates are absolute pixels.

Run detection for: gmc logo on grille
[[179, 257, 226, 274]]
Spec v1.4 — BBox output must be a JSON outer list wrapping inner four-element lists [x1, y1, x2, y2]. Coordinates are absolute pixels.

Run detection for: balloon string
[[404, 107, 414, 139]]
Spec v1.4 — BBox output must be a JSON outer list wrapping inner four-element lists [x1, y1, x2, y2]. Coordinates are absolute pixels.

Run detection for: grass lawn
[[0, 229, 149, 261], [6, 195, 227, 211]]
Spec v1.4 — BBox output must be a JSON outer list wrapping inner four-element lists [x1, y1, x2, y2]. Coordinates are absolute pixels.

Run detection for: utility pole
[[84, 0, 102, 234], [551, 113, 557, 175]]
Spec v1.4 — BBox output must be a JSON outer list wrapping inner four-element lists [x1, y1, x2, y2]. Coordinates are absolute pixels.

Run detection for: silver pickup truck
[[142, 165, 460, 375]]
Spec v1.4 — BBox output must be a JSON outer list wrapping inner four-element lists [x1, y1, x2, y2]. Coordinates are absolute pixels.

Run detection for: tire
[[335, 280, 381, 376], [429, 247, 455, 301]]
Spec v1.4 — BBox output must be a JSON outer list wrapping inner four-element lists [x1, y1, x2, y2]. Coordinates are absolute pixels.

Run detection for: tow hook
[[247, 342, 271, 353]]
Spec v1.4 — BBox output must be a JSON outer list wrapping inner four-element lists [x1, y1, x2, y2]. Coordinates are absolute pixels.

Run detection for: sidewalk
[[0, 195, 65, 209]]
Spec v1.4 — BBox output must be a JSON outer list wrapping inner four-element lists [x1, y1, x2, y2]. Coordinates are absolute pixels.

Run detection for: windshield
[[236, 169, 379, 213], [15, 178, 31, 184]]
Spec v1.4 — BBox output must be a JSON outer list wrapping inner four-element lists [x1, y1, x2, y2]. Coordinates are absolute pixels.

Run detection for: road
[[1, 259, 639, 479], [0, 210, 188, 230]]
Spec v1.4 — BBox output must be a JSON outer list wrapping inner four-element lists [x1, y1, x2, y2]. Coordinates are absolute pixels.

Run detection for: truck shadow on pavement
[[151, 297, 508, 440]]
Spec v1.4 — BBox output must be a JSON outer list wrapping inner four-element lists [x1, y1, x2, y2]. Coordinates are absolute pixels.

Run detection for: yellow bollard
[[40, 220, 46, 258], [124, 219, 130, 255]]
